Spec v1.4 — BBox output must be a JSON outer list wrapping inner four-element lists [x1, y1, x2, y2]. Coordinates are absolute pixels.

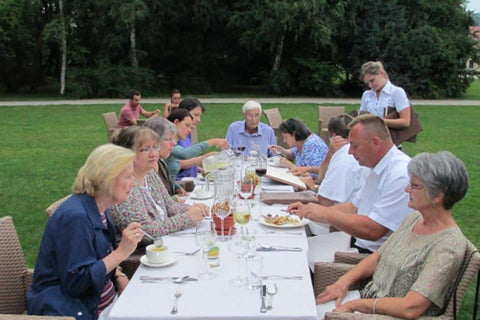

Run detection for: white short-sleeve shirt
[[317, 144, 370, 203], [360, 80, 410, 117], [352, 146, 411, 252]]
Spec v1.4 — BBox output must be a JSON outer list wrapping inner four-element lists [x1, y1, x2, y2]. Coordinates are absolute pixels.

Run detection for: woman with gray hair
[[317, 151, 469, 319], [144, 117, 187, 197]]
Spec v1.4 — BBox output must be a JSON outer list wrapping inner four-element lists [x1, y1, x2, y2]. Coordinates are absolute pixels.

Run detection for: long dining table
[[108, 182, 318, 320]]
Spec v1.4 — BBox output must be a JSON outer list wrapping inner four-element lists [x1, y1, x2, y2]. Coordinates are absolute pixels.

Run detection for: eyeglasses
[[408, 182, 424, 190], [137, 145, 161, 153]]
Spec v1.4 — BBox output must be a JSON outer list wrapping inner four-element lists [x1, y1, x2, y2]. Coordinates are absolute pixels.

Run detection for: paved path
[[1, 97, 479, 106]]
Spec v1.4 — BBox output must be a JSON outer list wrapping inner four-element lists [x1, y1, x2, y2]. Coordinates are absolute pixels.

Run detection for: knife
[[261, 275, 303, 280], [257, 247, 303, 252], [260, 285, 267, 313], [140, 276, 199, 281]]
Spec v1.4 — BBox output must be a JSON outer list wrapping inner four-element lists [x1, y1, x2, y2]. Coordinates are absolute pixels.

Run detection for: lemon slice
[[208, 246, 219, 257]]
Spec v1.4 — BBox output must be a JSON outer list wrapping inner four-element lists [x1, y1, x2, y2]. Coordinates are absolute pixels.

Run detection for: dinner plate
[[267, 161, 282, 168], [190, 191, 214, 200], [140, 254, 177, 268], [259, 216, 310, 228]]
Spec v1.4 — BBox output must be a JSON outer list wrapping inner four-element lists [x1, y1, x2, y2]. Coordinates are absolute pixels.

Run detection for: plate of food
[[259, 214, 310, 228]]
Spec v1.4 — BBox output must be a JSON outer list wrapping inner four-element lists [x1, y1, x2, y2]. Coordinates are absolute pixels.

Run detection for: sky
[[467, 0, 480, 12]]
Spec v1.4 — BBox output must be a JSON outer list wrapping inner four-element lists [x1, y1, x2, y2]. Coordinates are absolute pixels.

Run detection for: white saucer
[[190, 191, 214, 200], [140, 254, 177, 268]]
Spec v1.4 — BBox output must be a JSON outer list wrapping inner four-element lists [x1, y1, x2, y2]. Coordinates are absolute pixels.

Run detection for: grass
[[463, 79, 480, 100], [1, 103, 479, 319]]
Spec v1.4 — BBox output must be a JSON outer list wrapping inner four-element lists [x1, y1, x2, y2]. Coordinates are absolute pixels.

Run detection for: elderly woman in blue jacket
[[28, 144, 144, 320]]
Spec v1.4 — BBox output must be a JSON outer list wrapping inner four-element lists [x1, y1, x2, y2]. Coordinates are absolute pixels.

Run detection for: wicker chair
[[314, 241, 480, 320], [263, 107, 289, 149], [0, 216, 75, 320], [45, 195, 71, 218], [102, 112, 119, 142], [318, 106, 345, 142]]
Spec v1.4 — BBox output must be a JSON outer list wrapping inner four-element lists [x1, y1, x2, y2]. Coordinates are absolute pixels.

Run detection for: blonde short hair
[[348, 114, 391, 142], [111, 126, 159, 151], [72, 144, 135, 197], [360, 61, 389, 80]]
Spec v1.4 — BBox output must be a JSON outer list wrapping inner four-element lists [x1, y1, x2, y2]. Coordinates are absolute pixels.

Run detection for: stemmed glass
[[255, 155, 268, 194], [213, 198, 231, 242], [228, 226, 249, 286], [196, 227, 218, 280], [238, 176, 254, 200], [232, 199, 251, 235], [233, 145, 246, 158]]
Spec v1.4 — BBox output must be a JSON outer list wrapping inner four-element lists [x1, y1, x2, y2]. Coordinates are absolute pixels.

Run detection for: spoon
[[170, 290, 182, 314], [143, 231, 163, 247], [266, 284, 278, 310]]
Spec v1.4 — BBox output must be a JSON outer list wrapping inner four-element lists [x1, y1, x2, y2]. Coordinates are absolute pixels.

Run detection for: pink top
[[118, 101, 145, 127]]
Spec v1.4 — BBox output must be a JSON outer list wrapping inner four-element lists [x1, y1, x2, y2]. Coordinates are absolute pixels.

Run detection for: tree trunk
[[59, 0, 67, 95], [130, 18, 138, 67], [271, 32, 285, 74]]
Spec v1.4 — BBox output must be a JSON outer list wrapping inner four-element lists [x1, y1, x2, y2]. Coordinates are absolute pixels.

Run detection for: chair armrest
[[325, 312, 401, 320], [314, 262, 355, 296], [23, 268, 34, 293], [334, 252, 370, 264]]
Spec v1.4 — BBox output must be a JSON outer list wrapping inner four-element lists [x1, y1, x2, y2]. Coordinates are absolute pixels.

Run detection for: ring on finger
[[135, 233, 140, 239]]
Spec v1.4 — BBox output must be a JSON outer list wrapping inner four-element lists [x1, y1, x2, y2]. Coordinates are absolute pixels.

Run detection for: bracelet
[[372, 298, 380, 314]]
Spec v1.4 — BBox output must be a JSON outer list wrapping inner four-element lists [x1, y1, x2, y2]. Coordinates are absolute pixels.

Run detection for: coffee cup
[[146, 244, 170, 264]]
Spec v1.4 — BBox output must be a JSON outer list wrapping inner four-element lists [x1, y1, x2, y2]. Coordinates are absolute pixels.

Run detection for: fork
[[170, 290, 182, 314], [174, 248, 200, 255]]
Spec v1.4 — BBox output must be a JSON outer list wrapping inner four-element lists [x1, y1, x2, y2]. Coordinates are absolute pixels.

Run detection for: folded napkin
[[261, 185, 295, 193], [261, 191, 319, 205]]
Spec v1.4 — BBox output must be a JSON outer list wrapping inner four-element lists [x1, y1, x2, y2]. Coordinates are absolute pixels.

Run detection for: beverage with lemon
[[204, 242, 220, 268], [233, 211, 251, 225]]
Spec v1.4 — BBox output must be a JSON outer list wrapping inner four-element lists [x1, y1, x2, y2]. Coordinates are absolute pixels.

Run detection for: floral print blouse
[[110, 170, 194, 236], [291, 133, 328, 168]]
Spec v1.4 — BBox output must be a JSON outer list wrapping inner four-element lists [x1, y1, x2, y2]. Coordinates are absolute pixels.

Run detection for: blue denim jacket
[[28, 193, 117, 320]]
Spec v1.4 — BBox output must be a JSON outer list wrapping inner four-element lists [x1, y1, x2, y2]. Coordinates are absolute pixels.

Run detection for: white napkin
[[261, 185, 294, 193]]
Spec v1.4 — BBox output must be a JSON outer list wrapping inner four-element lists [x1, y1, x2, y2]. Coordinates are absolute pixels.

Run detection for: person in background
[[316, 151, 468, 319], [28, 144, 143, 319], [118, 89, 160, 127], [144, 117, 187, 198], [163, 88, 182, 118], [288, 114, 411, 254], [177, 97, 228, 178], [359, 61, 411, 134], [226, 100, 276, 157], [166, 109, 227, 180], [110, 126, 209, 237], [268, 118, 328, 173]]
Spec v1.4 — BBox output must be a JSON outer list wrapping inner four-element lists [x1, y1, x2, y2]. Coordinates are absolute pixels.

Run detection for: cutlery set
[[140, 275, 198, 283], [257, 243, 303, 252]]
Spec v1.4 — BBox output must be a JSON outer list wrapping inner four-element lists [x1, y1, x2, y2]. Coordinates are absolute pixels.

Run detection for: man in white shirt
[[306, 114, 370, 236], [288, 114, 411, 254]]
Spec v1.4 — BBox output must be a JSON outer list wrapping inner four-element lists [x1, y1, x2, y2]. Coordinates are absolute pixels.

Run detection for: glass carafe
[[202, 151, 231, 173]]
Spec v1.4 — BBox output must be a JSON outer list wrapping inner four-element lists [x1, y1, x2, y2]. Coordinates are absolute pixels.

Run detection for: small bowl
[[146, 244, 170, 264]]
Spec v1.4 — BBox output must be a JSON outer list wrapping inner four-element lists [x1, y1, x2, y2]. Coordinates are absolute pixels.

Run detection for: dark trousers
[[350, 237, 374, 254]]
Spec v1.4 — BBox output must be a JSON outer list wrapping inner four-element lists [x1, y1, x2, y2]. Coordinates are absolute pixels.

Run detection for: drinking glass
[[233, 199, 251, 235], [227, 226, 249, 286], [238, 176, 254, 200], [196, 229, 218, 280], [214, 199, 231, 242], [245, 255, 263, 289], [255, 155, 267, 192]]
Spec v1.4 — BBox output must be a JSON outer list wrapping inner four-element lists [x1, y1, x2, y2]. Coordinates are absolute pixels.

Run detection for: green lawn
[[463, 79, 480, 100], [1, 103, 479, 318]]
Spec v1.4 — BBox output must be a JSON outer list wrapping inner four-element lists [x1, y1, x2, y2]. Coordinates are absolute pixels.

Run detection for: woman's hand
[[187, 203, 209, 223], [268, 144, 284, 155], [208, 138, 229, 149], [316, 279, 350, 307], [289, 166, 311, 176], [117, 222, 143, 259]]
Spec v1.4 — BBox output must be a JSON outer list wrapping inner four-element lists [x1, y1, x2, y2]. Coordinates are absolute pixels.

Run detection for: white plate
[[259, 216, 310, 228], [267, 161, 282, 168], [140, 254, 177, 268], [190, 191, 214, 200]]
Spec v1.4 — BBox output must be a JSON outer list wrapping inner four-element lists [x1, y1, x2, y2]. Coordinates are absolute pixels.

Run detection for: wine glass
[[233, 145, 246, 157], [233, 199, 251, 235], [238, 176, 254, 200], [213, 198, 231, 242], [196, 229, 218, 280], [227, 226, 249, 286], [255, 155, 268, 193]]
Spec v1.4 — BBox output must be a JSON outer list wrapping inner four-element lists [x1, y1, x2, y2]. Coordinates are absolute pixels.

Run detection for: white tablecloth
[[109, 198, 317, 320]]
